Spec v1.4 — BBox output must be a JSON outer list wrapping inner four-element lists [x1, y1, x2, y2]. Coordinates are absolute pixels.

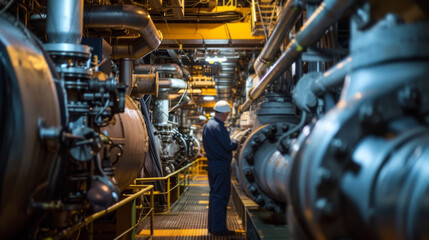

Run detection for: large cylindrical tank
[[103, 96, 149, 191], [0, 16, 62, 238]]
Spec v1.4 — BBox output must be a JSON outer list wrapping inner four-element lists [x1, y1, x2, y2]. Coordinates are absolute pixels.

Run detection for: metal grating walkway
[[137, 175, 246, 240]]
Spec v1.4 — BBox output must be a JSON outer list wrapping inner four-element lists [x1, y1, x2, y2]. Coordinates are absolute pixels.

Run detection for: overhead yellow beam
[[156, 22, 265, 41]]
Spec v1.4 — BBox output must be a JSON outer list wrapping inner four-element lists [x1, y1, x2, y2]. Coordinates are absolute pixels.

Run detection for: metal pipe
[[239, 0, 359, 112], [159, 78, 187, 90], [154, 92, 169, 123], [120, 58, 134, 95], [46, 0, 83, 44], [253, 0, 302, 77], [254, 151, 289, 203], [189, 81, 216, 88], [311, 56, 352, 96], [134, 64, 184, 78], [84, 5, 162, 59]]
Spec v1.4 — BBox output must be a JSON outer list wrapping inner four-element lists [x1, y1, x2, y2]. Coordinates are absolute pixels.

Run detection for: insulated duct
[[46, 0, 83, 44], [84, 5, 162, 59], [240, 0, 359, 112], [131, 73, 159, 97]]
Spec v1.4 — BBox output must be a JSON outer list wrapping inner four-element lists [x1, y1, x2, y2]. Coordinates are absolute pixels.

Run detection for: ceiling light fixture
[[203, 96, 215, 101], [205, 56, 227, 63]]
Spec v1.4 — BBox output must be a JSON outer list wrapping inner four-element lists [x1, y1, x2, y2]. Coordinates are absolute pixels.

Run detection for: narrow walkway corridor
[[137, 175, 246, 240]]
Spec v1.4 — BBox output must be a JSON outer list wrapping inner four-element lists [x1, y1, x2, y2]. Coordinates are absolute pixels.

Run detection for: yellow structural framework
[[155, 22, 265, 41]]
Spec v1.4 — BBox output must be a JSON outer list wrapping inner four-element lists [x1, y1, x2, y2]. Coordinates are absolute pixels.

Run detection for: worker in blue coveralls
[[203, 100, 238, 236]]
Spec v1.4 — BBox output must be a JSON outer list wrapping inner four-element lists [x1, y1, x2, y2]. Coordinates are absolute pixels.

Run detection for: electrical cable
[[277, 111, 307, 153]]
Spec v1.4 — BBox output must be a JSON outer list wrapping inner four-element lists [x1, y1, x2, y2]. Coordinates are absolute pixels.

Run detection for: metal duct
[[46, 0, 83, 44], [131, 76, 186, 96], [120, 58, 134, 95], [253, 0, 301, 77], [84, 5, 162, 59], [154, 92, 170, 124], [159, 78, 187, 90], [240, 0, 359, 112], [153, 78, 186, 123], [134, 64, 184, 78]]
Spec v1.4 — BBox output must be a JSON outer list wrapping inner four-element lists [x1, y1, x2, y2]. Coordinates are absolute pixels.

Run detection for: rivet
[[255, 195, 265, 205], [245, 169, 254, 182]]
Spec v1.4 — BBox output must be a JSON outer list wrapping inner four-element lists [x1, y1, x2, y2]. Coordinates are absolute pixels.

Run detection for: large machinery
[[2, 0, 429, 239], [233, 0, 429, 239], [0, 0, 199, 238]]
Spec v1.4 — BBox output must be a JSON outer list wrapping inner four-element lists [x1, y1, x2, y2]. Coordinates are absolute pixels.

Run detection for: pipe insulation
[[240, 0, 359, 112], [84, 5, 162, 59], [131, 73, 159, 97]]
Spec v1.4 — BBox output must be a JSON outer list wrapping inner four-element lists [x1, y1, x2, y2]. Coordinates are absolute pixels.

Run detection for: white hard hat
[[214, 100, 231, 113]]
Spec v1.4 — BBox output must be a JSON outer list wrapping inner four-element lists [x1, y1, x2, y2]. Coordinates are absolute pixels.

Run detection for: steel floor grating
[[137, 175, 246, 240]]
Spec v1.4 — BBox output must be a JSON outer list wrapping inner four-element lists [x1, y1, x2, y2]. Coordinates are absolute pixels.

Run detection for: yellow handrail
[[134, 157, 208, 214], [54, 185, 155, 239]]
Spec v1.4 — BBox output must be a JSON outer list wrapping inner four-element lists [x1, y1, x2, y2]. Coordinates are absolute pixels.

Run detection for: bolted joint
[[278, 138, 291, 154], [248, 184, 258, 195], [281, 123, 290, 132], [262, 125, 277, 138], [244, 150, 254, 165], [398, 86, 421, 112], [330, 138, 349, 162], [316, 168, 336, 194], [255, 195, 265, 205], [359, 103, 384, 129], [245, 169, 255, 182], [265, 201, 275, 211], [315, 198, 336, 220]]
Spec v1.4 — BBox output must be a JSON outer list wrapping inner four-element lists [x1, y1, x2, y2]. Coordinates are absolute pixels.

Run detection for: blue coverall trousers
[[207, 160, 231, 233]]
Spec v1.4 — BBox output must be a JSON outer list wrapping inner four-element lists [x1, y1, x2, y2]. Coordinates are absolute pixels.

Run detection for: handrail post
[[197, 159, 200, 176], [177, 173, 180, 200], [150, 188, 154, 236], [167, 177, 171, 213], [131, 199, 136, 240]]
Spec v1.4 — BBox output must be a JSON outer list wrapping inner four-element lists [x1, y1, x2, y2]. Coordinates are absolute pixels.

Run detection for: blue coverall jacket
[[202, 117, 238, 233]]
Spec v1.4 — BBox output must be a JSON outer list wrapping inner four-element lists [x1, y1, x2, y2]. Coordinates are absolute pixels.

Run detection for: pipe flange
[[288, 73, 429, 239], [238, 122, 297, 213], [44, 43, 91, 60], [59, 67, 92, 80]]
